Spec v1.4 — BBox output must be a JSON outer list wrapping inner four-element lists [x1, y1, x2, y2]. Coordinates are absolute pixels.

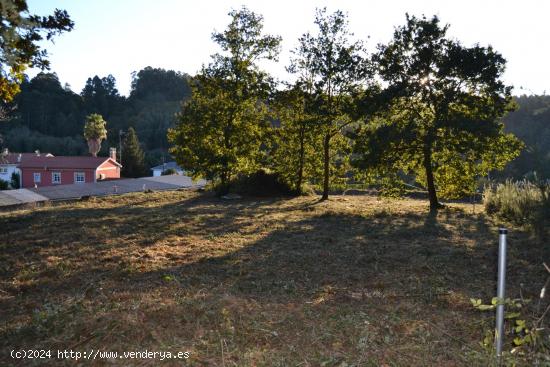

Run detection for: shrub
[[0, 179, 8, 190], [484, 180, 549, 239], [215, 169, 297, 197], [161, 168, 178, 176], [10, 172, 20, 189]]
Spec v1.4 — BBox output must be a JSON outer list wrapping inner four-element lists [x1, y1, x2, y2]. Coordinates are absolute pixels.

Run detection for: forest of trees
[[0, 66, 191, 167]]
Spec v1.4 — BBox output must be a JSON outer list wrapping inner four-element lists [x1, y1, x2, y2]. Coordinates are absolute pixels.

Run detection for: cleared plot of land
[[0, 191, 547, 366], [26, 175, 206, 201]]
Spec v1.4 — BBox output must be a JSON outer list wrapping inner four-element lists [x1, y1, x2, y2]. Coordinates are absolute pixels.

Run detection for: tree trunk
[[219, 166, 230, 196], [296, 128, 305, 194], [87, 138, 101, 157], [423, 144, 442, 211], [321, 133, 330, 201]]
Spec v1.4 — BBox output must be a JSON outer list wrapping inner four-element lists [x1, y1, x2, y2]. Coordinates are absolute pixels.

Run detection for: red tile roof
[[18, 155, 121, 169]]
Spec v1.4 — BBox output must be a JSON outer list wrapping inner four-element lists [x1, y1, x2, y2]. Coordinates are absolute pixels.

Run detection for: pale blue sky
[[28, 0, 549, 96]]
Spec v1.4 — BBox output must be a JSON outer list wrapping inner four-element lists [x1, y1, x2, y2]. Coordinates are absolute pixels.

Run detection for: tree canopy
[[288, 8, 370, 200], [169, 7, 281, 190], [0, 0, 73, 104], [83, 113, 107, 156], [83, 113, 107, 141], [352, 14, 522, 210]]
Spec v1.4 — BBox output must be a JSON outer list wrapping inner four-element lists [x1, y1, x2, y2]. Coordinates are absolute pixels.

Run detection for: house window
[[52, 172, 61, 184], [74, 172, 85, 183], [33, 172, 41, 183], [0, 167, 7, 174]]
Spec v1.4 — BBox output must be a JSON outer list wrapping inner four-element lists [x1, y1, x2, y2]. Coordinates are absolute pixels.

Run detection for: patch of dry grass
[[0, 191, 548, 366]]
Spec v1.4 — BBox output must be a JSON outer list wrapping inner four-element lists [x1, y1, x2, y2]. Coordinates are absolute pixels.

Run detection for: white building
[[0, 150, 53, 188]]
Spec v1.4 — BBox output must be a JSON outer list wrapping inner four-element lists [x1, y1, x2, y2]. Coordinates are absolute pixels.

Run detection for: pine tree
[[121, 127, 147, 178]]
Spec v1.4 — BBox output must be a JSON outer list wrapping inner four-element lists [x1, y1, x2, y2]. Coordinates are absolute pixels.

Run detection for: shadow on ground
[[0, 191, 547, 366]]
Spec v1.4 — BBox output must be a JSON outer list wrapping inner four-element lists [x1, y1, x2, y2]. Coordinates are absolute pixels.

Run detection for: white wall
[[0, 165, 18, 187]]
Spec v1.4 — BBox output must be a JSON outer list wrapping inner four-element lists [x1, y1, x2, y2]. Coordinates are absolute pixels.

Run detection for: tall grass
[[484, 180, 550, 239]]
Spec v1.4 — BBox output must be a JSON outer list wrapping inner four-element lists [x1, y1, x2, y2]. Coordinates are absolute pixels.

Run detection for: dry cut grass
[[0, 190, 548, 366]]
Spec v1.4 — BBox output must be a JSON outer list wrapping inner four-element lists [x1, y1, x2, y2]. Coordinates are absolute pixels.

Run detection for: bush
[[484, 180, 549, 239], [10, 172, 20, 189], [161, 168, 178, 176], [216, 170, 297, 197], [0, 179, 8, 190]]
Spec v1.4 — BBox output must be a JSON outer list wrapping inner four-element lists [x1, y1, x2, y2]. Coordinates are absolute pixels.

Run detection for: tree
[[121, 127, 147, 178], [83, 113, 107, 156], [169, 7, 281, 191], [10, 171, 19, 188], [272, 87, 322, 193], [501, 95, 550, 180], [81, 75, 123, 117], [288, 8, 370, 200], [353, 14, 522, 211], [15, 72, 84, 136], [0, 0, 73, 104], [130, 67, 191, 102], [130, 67, 191, 152]]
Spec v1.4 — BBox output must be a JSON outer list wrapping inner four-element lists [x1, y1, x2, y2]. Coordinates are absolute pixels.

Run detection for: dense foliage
[[0, 67, 190, 167], [83, 113, 107, 156], [287, 8, 370, 200], [271, 87, 323, 193], [484, 180, 549, 240], [121, 127, 147, 178], [352, 14, 522, 210], [501, 95, 550, 180], [169, 7, 280, 191], [0, 0, 73, 104]]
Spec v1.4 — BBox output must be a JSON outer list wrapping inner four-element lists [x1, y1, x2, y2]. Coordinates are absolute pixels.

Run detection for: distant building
[[151, 161, 184, 177], [0, 151, 54, 188], [0, 148, 121, 188]]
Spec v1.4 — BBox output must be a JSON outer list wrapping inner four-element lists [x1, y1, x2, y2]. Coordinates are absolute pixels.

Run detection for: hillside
[[0, 191, 547, 366]]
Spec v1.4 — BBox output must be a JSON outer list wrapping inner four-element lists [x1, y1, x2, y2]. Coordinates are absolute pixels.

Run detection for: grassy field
[[0, 190, 548, 366]]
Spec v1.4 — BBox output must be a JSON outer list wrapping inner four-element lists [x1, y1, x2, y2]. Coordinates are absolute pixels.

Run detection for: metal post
[[495, 228, 507, 360]]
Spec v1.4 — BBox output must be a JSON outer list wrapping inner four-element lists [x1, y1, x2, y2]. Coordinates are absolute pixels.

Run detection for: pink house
[[16, 149, 121, 188]]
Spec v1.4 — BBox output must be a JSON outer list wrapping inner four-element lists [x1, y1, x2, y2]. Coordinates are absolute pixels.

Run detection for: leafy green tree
[[288, 8, 370, 200], [10, 171, 19, 188], [81, 75, 123, 117], [121, 127, 147, 178], [501, 95, 550, 180], [353, 14, 522, 211], [15, 72, 84, 136], [83, 113, 107, 156], [130, 67, 191, 102], [129, 67, 192, 160], [272, 87, 322, 193], [0, 0, 73, 103], [169, 7, 281, 191]]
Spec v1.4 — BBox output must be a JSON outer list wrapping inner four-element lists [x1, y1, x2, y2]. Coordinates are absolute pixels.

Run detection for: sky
[[27, 0, 549, 96]]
